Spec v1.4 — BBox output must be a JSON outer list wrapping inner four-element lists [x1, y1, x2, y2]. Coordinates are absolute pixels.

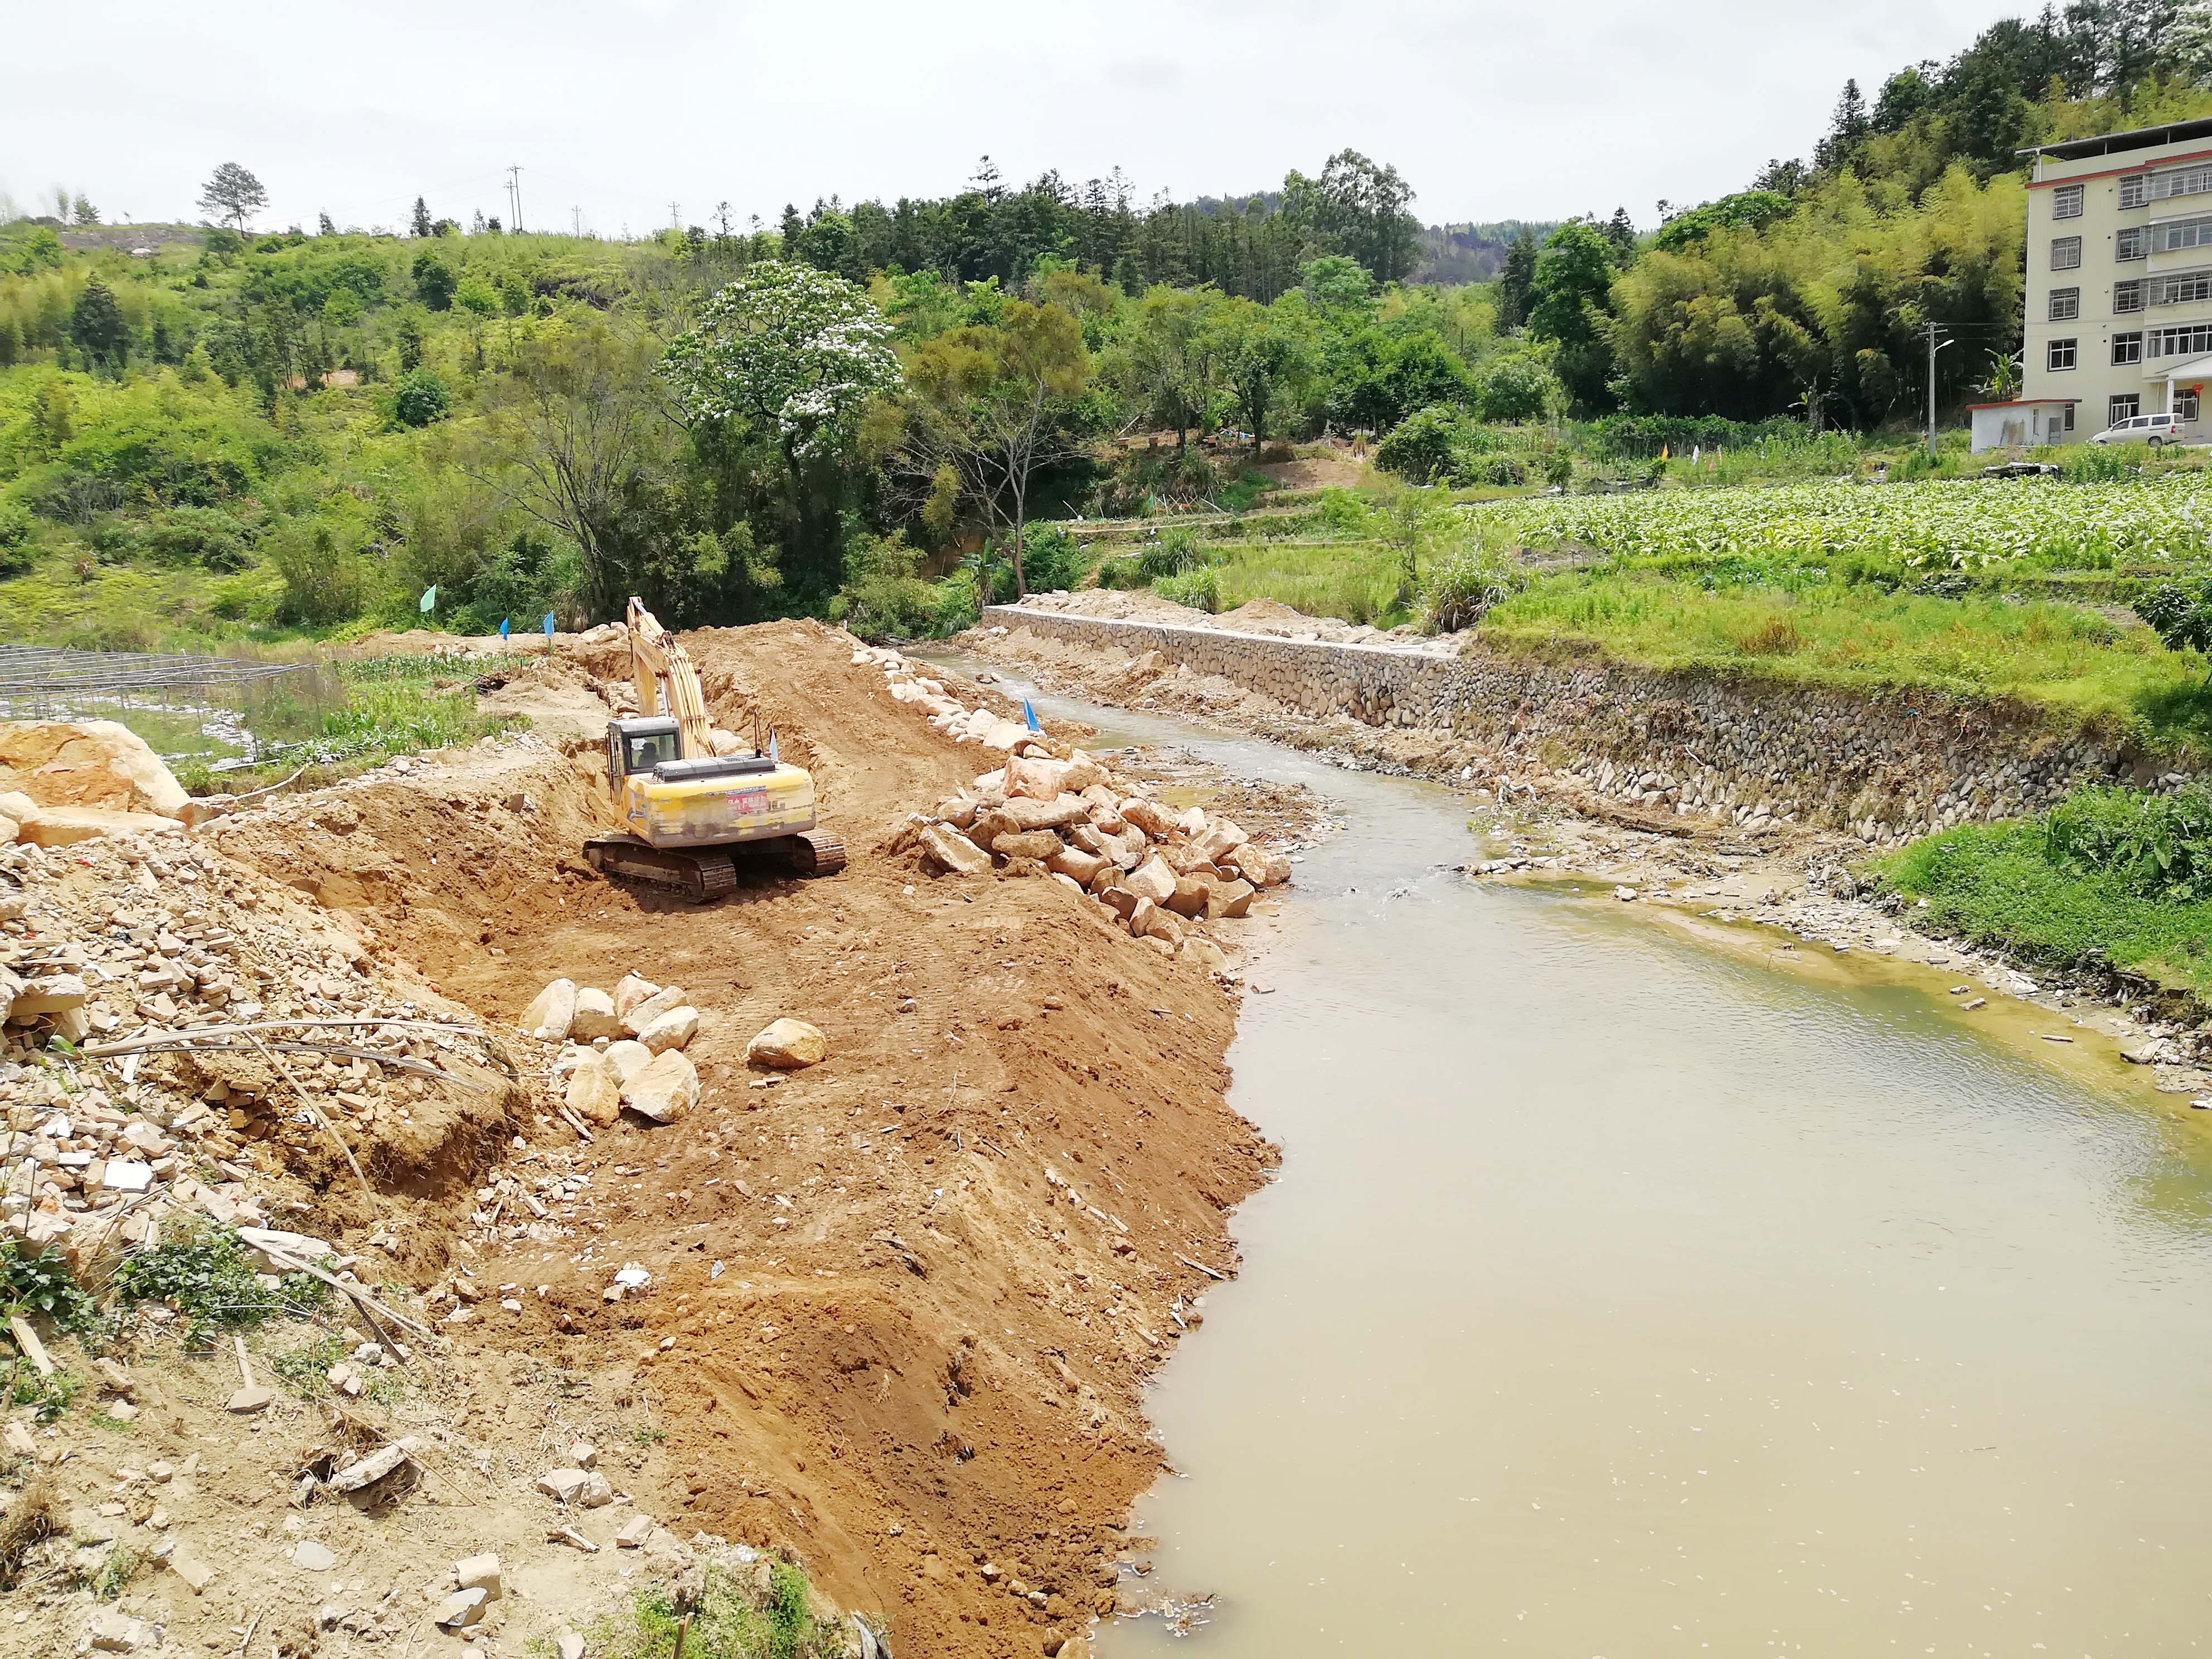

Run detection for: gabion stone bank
[[981, 605, 2192, 844]]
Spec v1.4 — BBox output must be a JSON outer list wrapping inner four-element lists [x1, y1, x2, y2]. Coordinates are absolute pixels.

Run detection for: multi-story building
[[1995, 116, 2212, 449]]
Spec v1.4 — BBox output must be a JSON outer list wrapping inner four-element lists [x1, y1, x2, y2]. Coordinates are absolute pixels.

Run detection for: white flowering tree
[[660, 261, 901, 463]]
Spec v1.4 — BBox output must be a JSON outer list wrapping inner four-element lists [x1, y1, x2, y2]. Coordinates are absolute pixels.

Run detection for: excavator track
[[583, 836, 738, 903], [787, 829, 847, 877]]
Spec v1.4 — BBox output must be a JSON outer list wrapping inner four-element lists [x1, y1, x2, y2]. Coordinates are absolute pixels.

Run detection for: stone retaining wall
[[982, 605, 2190, 842]]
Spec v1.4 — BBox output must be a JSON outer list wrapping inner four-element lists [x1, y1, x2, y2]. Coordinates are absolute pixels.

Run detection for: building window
[[2119, 226, 2148, 260], [2114, 331, 2144, 365], [2150, 322, 2212, 357], [2123, 174, 2148, 208], [2157, 216, 2212, 252], [2150, 268, 2212, 305], [2049, 286, 2080, 321], [2048, 338, 2078, 371], [2116, 278, 2145, 312], [2111, 393, 2141, 424], [2153, 163, 2212, 201], [2054, 183, 2085, 219], [2180, 389, 2202, 421], [2051, 236, 2083, 270], [2065, 402, 2076, 431]]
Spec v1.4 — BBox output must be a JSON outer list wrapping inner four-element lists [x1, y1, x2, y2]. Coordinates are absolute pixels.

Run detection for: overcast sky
[[10, 0, 2030, 239]]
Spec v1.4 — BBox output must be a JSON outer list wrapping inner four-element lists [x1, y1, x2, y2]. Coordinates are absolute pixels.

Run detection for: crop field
[[1473, 476, 2212, 576]]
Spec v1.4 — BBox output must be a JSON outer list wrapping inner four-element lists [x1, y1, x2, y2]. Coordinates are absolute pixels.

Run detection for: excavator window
[[625, 733, 673, 773]]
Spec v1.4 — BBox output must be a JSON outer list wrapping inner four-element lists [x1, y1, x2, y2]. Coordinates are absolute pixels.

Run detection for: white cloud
[[9, 0, 2029, 236]]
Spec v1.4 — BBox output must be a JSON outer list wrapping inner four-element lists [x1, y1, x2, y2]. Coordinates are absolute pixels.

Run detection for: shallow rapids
[[940, 658, 2212, 1659]]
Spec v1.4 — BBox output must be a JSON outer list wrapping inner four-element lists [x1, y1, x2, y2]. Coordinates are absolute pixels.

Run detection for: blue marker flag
[[418, 585, 437, 614], [1022, 698, 1042, 734], [542, 611, 556, 639], [499, 618, 510, 642]]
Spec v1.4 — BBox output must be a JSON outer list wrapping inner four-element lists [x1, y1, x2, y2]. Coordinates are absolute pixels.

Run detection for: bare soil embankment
[[205, 620, 1287, 1657]]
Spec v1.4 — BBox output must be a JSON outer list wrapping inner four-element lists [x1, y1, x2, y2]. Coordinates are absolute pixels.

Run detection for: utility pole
[[506, 165, 524, 234], [571, 206, 583, 237], [1924, 319, 1955, 460]]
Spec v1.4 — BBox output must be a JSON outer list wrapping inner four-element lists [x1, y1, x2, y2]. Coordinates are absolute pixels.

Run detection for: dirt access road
[[212, 619, 1277, 1658]]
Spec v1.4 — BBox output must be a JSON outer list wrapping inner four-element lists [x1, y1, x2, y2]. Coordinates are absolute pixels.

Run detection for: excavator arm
[[625, 597, 716, 761]]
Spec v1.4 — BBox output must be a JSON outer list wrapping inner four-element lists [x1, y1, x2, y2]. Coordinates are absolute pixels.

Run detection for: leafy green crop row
[[1476, 476, 2212, 577]]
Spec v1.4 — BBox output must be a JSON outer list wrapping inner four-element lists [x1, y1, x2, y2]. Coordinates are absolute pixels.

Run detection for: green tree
[[396, 310, 425, 375], [1206, 294, 1315, 446], [410, 197, 433, 238], [1282, 149, 1420, 282], [901, 299, 1090, 594], [1497, 230, 1539, 330], [70, 193, 99, 227], [412, 251, 456, 311], [395, 370, 450, 427], [1529, 222, 1618, 411], [197, 162, 267, 232], [68, 276, 129, 371], [454, 276, 498, 366]]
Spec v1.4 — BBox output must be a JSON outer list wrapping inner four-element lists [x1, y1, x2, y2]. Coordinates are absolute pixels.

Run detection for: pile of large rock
[[860, 646, 1291, 974], [520, 974, 702, 1127], [0, 720, 198, 845]]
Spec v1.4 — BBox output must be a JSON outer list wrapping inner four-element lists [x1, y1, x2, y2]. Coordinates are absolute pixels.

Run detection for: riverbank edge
[[978, 603, 2194, 848], [956, 609, 2212, 1099]]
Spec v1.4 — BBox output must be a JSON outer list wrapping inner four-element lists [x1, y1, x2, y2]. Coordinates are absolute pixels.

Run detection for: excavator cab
[[608, 716, 682, 781], [582, 599, 847, 899]]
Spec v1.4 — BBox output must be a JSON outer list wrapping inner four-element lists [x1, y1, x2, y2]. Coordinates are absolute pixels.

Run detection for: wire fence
[[0, 646, 340, 763]]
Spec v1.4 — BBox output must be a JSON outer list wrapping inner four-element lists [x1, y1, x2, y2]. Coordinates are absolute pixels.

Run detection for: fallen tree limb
[[84, 1017, 487, 1059], [253, 1241, 433, 1342]]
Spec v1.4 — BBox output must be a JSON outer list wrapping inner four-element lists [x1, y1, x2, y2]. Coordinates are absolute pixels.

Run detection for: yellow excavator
[[583, 598, 846, 900]]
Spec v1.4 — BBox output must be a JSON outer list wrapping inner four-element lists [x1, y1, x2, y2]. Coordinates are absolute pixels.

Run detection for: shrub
[[394, 369, 450, 428], [1472, 454, 1528, 487], [1154, 567, 1219, 612], [2136, 579, 2212, 675], [1477, 356, 1560, 423], [0, 503, 35, 575], [1315, 487, 1370, 537], [931, 572, 982, 633], [1136, 527, 1204, 580], [1375, 404, 1471, 484], [268, 520, 370, 626], [1018, 522, 1087, 592], [1423, 544, 1530, 633], [2043, 784, 2212, 901], [1095, 555, 1144, 589], [110, 1219, 327, 1340], [146, 506, 252, 571], [0, 1244, 94, 1331]]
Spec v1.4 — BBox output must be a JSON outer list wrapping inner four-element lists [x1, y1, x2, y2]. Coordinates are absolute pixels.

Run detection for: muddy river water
[[939, 660, 2212, 1657]]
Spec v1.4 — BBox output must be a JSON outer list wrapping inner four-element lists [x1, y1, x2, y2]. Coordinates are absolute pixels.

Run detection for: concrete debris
[[435, 1588, 489, 1629], [615, 1514, 656, 1548], [535, 1467, 615, 1507], [327, 1438, 420, 1492], [293, 1540, 337, 1571], [454, 1551, 503, 1600], [556, 1631, 587, 1659], [85, 1610, 154, 1652], [746, 1018, 827, 1070]]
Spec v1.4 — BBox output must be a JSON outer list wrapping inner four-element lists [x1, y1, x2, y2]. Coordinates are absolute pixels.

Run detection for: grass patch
[[1209, 540, 1411, 627], [1476, 571, 2212, 751], [2, 1359, 80, 1424], [589, 1559, 848, 1659], [1883, 811, 2212, 996]]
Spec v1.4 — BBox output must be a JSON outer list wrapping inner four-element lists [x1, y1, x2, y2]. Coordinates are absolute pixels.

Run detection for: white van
[[2090, 410, 2189, 445]]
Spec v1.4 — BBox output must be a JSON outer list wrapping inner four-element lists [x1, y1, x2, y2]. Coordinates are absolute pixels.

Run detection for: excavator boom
[[625, 598, 716, 762]]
